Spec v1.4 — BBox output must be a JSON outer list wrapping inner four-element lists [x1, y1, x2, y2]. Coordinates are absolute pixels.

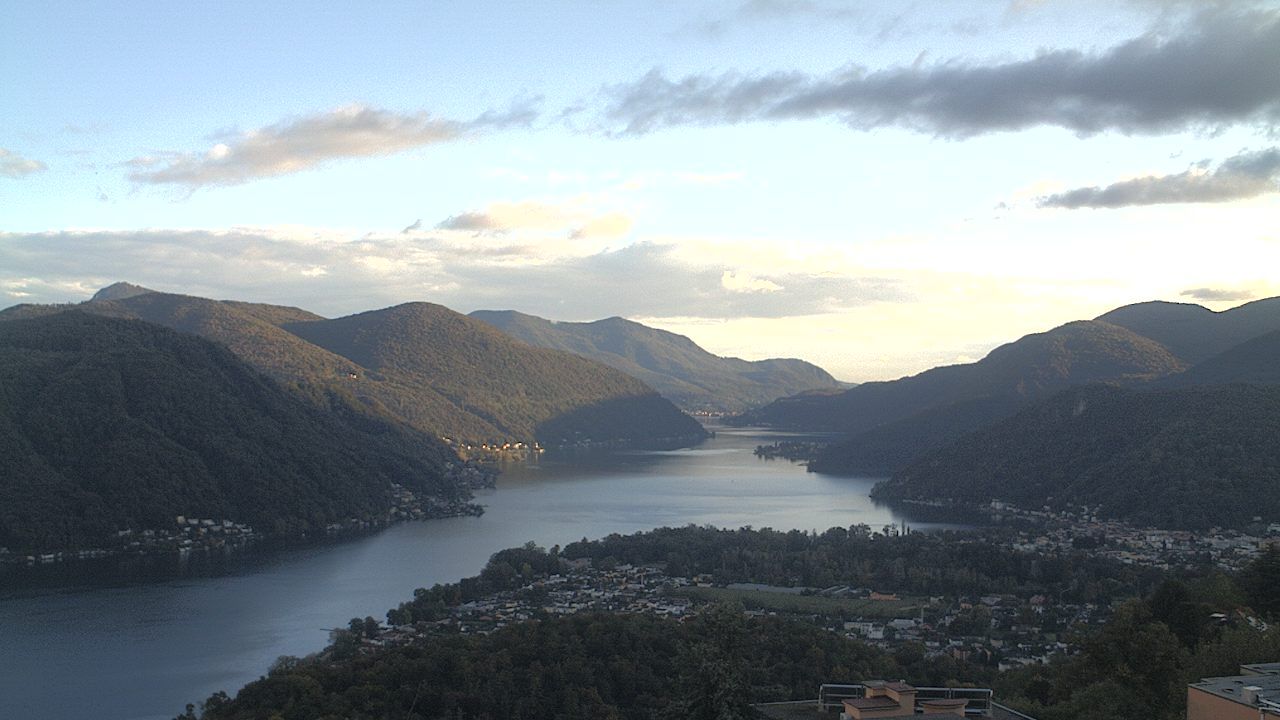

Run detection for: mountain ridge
[[471, 309, 840, 412], [0, 286, 707, 448]]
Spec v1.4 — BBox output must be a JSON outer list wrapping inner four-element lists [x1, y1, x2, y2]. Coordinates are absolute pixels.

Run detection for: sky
[[2, 1, 1278, 382]]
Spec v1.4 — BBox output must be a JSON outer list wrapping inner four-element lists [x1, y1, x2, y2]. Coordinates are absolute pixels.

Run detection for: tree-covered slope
[[286, 303, 707, 445], [807, 395, 1025, 475], [3, 286, 706, 446], [471, 310, 840, 412], [81, 289, 507, 442], [1163, 329, 1280, 387], [740, 320, 1183, 433], [874, 383, 1280, 530], [1097, 296, 1280, 364], [0, 313, 462, 553]]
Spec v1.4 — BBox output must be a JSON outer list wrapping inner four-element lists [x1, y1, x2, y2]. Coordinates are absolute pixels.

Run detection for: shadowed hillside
[[287, 303, 707, 446], [1097, 296, 1280, 364], [744, 318, 1182, 432], [1162, 329, 1280, 388], [873, 383, 1280, 530], [1, 286, 707, 448], [0, 312, 463, 553]]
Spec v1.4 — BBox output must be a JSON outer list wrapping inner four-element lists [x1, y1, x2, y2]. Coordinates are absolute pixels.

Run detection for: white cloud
[[0, 148, 47, 179], [721, 270, 783, 293]]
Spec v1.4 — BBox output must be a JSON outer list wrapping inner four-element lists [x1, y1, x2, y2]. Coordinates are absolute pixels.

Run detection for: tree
[[1240, 545, 1280, 617], [664, 603, 754, 720]]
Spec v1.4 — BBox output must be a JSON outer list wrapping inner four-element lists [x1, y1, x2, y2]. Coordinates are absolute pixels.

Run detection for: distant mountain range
[[0, 312, 463, 552], [1, 284, 707, 449], [471, 310, 841, 413], [788, 294, 1280, 529], [749, 320, 1185, 471]]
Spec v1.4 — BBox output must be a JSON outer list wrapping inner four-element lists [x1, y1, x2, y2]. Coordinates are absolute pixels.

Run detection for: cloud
[[601, 8, 1280, 138], [569, 213, 633, 240], [0, 228, 904, 321], [0, 148, 47, 179], [437, 212, 503, 232], [1039, 147, 1280, 208], [721, 270, 783, 293], [437, 200, 633, 240], [128, 103, 535, 189], [1180, 286, 1256, 302], [401, 219, 422, 234]]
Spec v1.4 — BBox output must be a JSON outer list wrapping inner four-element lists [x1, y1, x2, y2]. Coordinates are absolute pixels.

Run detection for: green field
[[671, 586, 926, 618]]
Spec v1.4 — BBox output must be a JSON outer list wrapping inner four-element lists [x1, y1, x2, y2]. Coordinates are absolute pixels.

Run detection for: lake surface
[[0, 427, 945, 720]]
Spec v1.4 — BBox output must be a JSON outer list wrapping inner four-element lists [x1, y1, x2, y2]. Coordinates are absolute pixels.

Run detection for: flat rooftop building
[[1188, 662, 1280, 719], [755, 681, 1035, 719]]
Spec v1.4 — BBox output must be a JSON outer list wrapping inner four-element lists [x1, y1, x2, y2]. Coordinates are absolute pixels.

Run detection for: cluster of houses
[[352, 560, 1096, 676], [989, 501, 1280, 571], [374, 562, 696, 644], [440, 437, 543, 461], [9, 516, 260, 565]]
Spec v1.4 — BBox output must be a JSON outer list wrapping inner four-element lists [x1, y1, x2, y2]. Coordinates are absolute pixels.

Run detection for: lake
[[0, 427, 946, 720]]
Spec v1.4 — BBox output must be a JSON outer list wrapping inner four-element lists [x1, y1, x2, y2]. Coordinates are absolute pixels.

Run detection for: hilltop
[[0, 312, 465, 553], [288, 303, 707, 445], [0, 285, 706, 448], [1098, 297, 1280, 365], [471, 309, 840, 412], [804, 295, 1280, 476]]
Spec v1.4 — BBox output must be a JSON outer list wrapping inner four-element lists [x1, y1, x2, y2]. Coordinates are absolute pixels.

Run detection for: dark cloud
[[602, 8, 1280, 138], [401, 219, 422, 234], [129, 102, 537, 189], [0, 230, 905, 321], [1180, 287, 1257, 302], [1038, 147, 1280, 208], [0, 148, 47, 178]]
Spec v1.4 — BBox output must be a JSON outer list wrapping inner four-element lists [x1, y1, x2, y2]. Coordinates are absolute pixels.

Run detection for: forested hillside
[[875, 384, 1280, 529], [1, 285, 707, 448], [287, 303, 707, 445], [1098, 297, 1280, 364], [771, 321, 1184, 475], [0, 312, 463, 553], [740, 320, 1182, 432]]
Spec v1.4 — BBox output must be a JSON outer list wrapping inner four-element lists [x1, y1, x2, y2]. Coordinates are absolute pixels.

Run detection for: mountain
[[470, 310, 840, 412], [89, 281, 155, 302], [806, 395, 1025, 475], [1097, 296, 1280, 364], [873, 384, 1280, 530], [286, 303, 707, 445], [0, 312, 463, 553], [785, 320, 1186, 476], [743, 319, 1184, 433], [1163, 329, 1280, 387], [1, 286, 706, 447]]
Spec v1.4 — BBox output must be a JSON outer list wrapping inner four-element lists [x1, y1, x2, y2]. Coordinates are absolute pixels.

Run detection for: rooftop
[[1189, 666, 1280, 709], [755, 702, 1037, 720]]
